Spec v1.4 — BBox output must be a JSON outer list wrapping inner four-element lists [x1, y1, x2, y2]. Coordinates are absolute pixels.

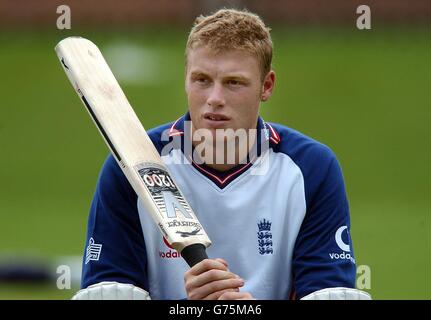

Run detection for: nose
[[207, 82, 225, 108]]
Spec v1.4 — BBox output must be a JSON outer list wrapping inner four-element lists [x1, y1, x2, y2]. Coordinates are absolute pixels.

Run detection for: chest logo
[[257, 219, 273, 255]]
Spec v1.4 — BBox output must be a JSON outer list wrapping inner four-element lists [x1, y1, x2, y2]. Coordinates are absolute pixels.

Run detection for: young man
[[73, 9, 370, 300]]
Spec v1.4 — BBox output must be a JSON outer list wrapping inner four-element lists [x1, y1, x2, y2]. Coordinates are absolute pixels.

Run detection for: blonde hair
[[186, 8, 273, 80]]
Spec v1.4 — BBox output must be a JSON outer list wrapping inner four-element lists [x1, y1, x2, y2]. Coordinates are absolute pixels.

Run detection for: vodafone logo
[[159, 237, 181, 259], [335, 226, 351, 252], [329, 226, 355, 264]]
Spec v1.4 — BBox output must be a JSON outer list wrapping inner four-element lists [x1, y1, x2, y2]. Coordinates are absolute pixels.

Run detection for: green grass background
[[0, 25, 430, 299]]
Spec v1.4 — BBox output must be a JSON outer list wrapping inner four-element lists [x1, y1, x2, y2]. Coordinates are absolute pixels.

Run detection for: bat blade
[[55, 37, 211, 267]]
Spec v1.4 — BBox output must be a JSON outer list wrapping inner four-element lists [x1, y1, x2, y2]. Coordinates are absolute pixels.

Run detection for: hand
[[184, 258, 244, 300], [218, 291, 256, 300]]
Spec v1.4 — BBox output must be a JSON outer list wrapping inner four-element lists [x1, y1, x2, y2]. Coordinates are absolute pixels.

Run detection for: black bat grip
[[181, 243, 208, 267]]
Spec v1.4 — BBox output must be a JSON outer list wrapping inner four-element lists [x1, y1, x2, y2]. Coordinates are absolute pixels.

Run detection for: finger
[[191, 269, 240, 288], [191, 278, 244, 300], [218, 291, 238, 300], [187, 259, 229, 277], [215, 258, 228, 267], [218, 291, 254, 300], [203, 288, 239, 300]]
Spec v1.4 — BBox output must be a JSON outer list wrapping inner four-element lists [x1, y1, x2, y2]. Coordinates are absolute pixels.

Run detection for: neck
[[205, 162, 238, 172]]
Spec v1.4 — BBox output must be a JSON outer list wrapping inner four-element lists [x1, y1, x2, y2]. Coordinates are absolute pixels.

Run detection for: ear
[[261, 70, 276, 102]]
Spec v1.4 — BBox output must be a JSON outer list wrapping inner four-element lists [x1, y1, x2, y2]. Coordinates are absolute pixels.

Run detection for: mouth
[[203, 113, 231, 129], [203, 113, 231, 122]]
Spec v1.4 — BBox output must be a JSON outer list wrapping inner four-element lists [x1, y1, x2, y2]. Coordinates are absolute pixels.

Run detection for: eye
[[227, 79, 243, 86], [197, 77, 208, 83], [192, 76, 210, 86]]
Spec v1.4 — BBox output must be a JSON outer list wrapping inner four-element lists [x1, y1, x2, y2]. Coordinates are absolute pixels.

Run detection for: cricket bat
[[55, 37, 211, 267]]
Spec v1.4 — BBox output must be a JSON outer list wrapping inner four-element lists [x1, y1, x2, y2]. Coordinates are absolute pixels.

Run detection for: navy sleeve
[[81, 155, 149, 291], [291, 148, 356, 299]]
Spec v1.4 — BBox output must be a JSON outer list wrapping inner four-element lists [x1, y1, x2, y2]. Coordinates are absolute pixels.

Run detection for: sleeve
[[80, 155, 149, 292], [291, 152, 356, 299]]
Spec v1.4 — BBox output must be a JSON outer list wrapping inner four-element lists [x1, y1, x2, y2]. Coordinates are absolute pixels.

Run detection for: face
[[185, 47, 275, 140]]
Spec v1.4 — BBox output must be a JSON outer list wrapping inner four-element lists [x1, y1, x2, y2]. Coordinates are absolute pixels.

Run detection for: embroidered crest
[[257, 219, 273, 255]]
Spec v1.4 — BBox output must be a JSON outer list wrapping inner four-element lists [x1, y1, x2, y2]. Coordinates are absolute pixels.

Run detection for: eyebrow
[[190, 71, 250, 82], [189, 71, 209, 78]]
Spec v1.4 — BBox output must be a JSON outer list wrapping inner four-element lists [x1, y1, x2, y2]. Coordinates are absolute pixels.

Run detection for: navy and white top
[[81, 112, 356, 300]]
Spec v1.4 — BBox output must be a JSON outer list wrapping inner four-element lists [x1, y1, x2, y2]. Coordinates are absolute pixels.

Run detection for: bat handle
[[181, 243, 209, 267]]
